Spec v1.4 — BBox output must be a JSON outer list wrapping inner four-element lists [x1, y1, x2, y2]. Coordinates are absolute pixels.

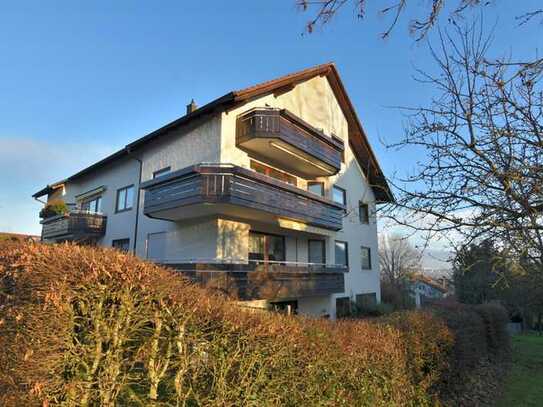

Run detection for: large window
[[307, 181, 324, 196], [336, 297, 351, 318], [116, 185, 134, 213], [356, 293, 377, 310], [360, 246, 372, 270], [153, 167, 171, 179], [112, 238, 130, 252], [249, 232, 285, 263], [81, 195, 102, 213], [332, 185, 346, 206], [334, 241, 348, 268], [308, 239, 326, 264], [250, 160, 297, 186], [359, 202, 369, 224]]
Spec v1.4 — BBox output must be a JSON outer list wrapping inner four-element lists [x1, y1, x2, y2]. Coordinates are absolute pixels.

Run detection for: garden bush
[[38, 199, 68, 219], [0, 242, 509, 406]]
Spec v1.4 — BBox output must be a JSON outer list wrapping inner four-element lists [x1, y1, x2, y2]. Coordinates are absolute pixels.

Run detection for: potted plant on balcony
[[39, 200, 69, 220]]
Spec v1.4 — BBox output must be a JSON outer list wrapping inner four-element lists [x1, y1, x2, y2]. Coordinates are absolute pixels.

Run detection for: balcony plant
[[39, 200, 69, 219]]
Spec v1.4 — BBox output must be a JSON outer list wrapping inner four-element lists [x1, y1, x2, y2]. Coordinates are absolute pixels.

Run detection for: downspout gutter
[[126, 147, 143, 255]]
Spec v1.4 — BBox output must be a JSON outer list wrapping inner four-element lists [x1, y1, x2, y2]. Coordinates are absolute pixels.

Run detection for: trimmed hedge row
[[0, 242, 509, 406]]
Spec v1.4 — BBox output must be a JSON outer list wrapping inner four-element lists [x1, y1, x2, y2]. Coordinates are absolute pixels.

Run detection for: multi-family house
[[409, 274, 449, 308], [33, 63, 393, 318]]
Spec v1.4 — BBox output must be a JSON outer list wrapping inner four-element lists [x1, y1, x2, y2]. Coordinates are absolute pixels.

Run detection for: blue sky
[[1, 0, 541, 259]]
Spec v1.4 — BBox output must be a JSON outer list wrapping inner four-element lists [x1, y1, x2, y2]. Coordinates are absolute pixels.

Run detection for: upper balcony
[[236, 108, 344, 178], [41, 210, 107, 242], [141, 164, 344, 231]]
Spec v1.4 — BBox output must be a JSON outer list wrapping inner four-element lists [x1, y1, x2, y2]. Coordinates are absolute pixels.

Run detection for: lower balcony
[[140, 164, 344, 231], [166, 261, 346, 300], [41, 211, 107, 242]]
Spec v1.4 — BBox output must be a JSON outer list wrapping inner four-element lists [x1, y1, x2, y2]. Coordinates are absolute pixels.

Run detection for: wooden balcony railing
[[41, 211, 107, 242], [141, 164, 344, 230], [236, 108, 344, 177], [166, 261, 347, 300]]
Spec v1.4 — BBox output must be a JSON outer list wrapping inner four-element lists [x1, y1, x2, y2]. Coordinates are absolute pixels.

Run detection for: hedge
[[0, 242, 509, 406]]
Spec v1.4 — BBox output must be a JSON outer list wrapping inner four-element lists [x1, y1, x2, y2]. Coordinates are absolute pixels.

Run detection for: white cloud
[[0, 136, 115, 235]]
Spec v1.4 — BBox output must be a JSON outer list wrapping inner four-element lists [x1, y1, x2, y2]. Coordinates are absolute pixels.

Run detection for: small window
[[112, 238, 130, 252], [81, 196, 102, 213], [153, 167, 171, 179], [116, 185, 134, 212], [332, 185, 346, 206], [336, 297, 351, 318], [307, 181, 324, 196], [334, 241, 348, 268], [308, 239, 326, 264], [361, 246, 372, 270], [359, 202, 369, 224], [356, 293, 377, 309]]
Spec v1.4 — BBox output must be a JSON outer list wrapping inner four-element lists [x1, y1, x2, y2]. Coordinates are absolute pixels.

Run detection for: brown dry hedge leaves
[[0, 242, 509, 406]]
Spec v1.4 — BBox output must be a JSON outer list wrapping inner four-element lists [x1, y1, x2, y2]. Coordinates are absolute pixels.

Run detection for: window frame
[[360, 246, 372, 270], [334, 240, 349, 268], [359, 202, 370, 224], [355, 293, 377, 309], [332, 185, 346, 206], [153, 166, 171, 179], [115, 184, 134, 213], [308, 239, 326, 265], [81, 195, 102, 213], [307, 181, 325, 197], [250, 160, 297, 186], [112, 238, 130, 252], [248, 231, 286, 263]]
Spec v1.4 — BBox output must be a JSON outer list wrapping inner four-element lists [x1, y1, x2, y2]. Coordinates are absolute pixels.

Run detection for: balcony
[[166, 261, 347, 300], [41, 211, 107, 242], [141, 164, 344, 231], [236, 108, 344, 178]]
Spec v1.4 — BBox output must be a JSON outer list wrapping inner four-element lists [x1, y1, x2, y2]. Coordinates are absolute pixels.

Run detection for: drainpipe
[[126, 147, 143, 256]]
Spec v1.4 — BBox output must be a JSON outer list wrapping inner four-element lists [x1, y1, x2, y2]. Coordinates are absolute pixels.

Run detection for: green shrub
[[0, 242, 510, 406], [39, 200, 68, 219]]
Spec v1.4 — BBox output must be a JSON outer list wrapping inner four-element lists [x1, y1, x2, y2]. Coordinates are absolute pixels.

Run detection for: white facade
[[38, 66, 388, 319]]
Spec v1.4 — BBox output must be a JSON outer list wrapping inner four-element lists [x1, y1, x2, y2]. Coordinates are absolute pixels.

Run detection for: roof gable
[[34, 63, 393, 202]]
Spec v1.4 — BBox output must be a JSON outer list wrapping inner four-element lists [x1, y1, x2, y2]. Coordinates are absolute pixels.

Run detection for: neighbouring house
[[33, 63, 393, 319], [409, 274, 449, 308]]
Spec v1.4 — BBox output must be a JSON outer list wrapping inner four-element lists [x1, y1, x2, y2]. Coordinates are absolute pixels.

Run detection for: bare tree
[[383, 22, 543, 270], [296, 1, 541, 40], [379, 234, 421, 286]]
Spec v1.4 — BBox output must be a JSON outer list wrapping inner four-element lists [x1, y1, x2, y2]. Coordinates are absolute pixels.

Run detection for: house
[[33, 63, 393, 319], [409, 274, 449, 308]]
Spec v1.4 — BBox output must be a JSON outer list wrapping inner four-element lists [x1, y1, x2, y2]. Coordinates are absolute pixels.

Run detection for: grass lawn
[[497, 334, 543, 407]]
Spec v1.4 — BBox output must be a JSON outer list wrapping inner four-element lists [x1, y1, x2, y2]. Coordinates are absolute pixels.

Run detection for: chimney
[[186, 99, 197, 115]]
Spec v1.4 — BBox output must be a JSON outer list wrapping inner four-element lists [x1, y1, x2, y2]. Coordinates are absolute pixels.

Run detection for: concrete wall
[[134, 114, 222, 257]]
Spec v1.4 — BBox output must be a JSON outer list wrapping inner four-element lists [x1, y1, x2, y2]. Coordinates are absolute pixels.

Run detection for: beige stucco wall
[[219, 75, 381, 310]]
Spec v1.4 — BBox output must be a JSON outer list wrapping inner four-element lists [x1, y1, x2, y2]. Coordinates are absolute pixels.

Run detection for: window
[[359, 202, 370, 224], [81, 195, 102, 213], [250, 160, 297, 186], [360, 246, 372, 270], [112, 238, 130, 252], [336, 297, 351, 318], [356, 293, 377, 310], [249, 232, 285, 263], [332, 185, 346, 206], [153, 167, 171, 179], [308, 239, 326, 264], [270, 300, 298, 315], [334, 241, 348, 268], [307, 181, 324, 196], [116, 185, 134, 212]]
